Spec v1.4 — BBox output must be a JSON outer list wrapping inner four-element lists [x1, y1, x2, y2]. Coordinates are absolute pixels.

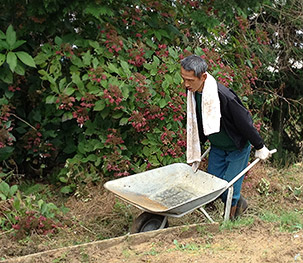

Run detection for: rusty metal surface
[[104, 163, 228, 215]]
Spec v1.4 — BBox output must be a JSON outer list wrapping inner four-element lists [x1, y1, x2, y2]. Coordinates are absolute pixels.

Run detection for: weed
[[144, 247, 159, 256], [260, 210, 303, 232], [196, 225, 206, 235], [257, 178, 270, 196], [80, 249, 90, 263], [172, 239, 201, 252], [220, 217, 254, 231], [287, 185, 303, 200], [52, 252, 67, 263], [122, 248, 132, 258], [181, 225, 190, 232]]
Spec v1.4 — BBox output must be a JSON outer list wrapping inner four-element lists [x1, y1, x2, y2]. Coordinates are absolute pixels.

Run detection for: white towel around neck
[[186, 72, 221, 164]]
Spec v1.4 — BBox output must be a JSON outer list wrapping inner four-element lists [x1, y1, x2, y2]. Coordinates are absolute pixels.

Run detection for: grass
[[260, 210, 303, 232], [220, 217, 255, 231]]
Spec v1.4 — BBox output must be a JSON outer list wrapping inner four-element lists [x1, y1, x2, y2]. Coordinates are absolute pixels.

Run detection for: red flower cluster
[[105, 128, 124, 145], [134, 85, 151, 104], [88, 67, 107, 83], [102, 28, 124, 54], [160, 127, 186, 158], [103, 84, 124, 109], [72, 107, 89, 125], [56, 96, 75, 110], [155, 44, 169, 57], [23, 128, 55, 158], [12, 211, 60, 238], [128, 48, 146, 67], [143, 105, 165, 121], [8, 85, 21, 92], [128, 110, 149, 132]]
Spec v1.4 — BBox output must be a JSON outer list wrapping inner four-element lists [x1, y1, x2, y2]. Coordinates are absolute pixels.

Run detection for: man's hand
[[255, 146, 271, 160], [191, 161, 200, 173]]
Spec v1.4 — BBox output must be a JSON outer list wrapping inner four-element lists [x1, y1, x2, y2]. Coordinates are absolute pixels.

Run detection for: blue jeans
[[207, 145, 251, 206]]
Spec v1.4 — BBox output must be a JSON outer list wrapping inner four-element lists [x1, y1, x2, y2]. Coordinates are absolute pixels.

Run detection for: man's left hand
[[255, 146, 271, 160]]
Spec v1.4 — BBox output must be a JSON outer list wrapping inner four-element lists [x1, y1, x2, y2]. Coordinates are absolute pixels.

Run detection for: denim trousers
[[207, 145, 251, 206]]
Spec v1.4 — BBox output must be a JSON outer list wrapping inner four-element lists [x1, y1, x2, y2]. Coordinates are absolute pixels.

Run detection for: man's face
[[181, 67, 207, 93]]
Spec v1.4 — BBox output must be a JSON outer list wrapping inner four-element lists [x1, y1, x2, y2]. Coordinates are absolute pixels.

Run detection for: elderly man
[[181, 54, 271, 219]]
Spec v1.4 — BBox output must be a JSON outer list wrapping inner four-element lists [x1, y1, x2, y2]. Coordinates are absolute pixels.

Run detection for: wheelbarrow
[[104, 149, 277, 233]]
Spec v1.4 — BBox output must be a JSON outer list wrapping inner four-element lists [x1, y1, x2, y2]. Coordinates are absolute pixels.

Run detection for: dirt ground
[[3, 220, 303, 263], [1, 162, 303, 262]]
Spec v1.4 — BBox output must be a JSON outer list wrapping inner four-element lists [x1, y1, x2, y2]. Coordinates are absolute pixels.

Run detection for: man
[[181, 54, 271, 219]]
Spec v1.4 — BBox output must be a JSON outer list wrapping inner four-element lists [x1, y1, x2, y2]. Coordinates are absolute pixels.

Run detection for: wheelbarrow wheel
[[130, 212, 168, 234]]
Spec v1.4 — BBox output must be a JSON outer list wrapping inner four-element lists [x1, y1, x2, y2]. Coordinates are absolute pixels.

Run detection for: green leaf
[[72, 73, 84, 93], [174, 71, 182, 85], [46, 95, 57, 104], [38, 199, 44, 210], [6, 51, 17, 72], [108, 63, 120, 74], [6, 25, 16, 48], [159, 98, 167, 108], [64, 86, 75, 96], [82, 51, 92, 66], [94, 100, 105, 111], [0, 30, 5, 39], [59, 77, 67, 91], [71, 56, 84, 67], [13, 198, 20, 210], [0, 40, 9, 51], [121, 85, 129, 99], [0, 54, 5, 66], [54, 36, 62, 45], [12, 40, 26, 50], [112, 111, 123, 119], [82, 154, 97, 163], [119, 117, 129, 126], [168, 47, 178, 59], [16, 51, 36, 68], [120, 61, 131, 77], [154, 31, 162, 41], [62, 112, 73, 122], [89, 41, 100, 49], [14, 62, 25, 75], [34, 53, 48, 65], [60, 186, 74, 194], [0, 193, 6, 201], [0, 66, 13, 84], [9, 185, 18, 196], [246, 59, 253, 68], [100, 107, 110, 119], [59, 176, 68, 183], [0, 181, 10, 196], [84, 4, 114, 18]]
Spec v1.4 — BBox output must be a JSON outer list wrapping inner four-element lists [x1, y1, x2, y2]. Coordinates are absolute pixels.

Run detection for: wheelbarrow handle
[[225, 149, 277, 189]]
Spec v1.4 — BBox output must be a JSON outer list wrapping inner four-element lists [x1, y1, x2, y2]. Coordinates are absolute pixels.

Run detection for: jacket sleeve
[[227, 95, 264, 150]]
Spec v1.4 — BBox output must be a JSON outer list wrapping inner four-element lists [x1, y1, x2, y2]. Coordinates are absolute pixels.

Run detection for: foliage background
[[0, 0, 302, 194]]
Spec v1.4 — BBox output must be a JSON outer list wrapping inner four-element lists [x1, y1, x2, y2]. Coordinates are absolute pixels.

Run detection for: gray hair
[[181, 55, 208, 78]]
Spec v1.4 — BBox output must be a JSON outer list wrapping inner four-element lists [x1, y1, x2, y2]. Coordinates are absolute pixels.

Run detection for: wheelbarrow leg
[[199, 207, 215, 223], [159, 216, 168, 229], [224, 186, 233, 221]]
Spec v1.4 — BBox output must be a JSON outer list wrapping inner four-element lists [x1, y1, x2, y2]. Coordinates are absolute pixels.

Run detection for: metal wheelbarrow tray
[[105, 150, 277, 233], [104, 163, 228, 217]]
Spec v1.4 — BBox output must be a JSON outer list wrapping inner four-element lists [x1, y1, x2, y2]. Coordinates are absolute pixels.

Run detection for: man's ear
[[199, 73, 207, 81]]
